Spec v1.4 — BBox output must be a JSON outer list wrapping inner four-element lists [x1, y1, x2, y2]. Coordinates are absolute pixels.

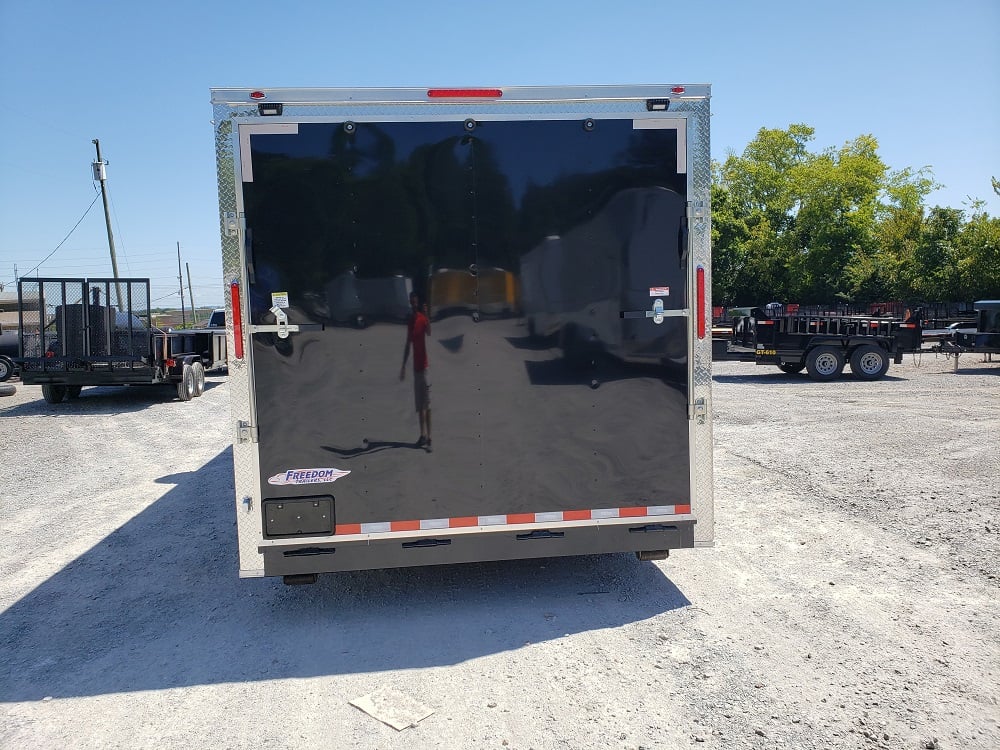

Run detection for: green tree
[[712, 124, 954, 306], [713, 125, 814, 303], [789, 135, 886, 301], [913, 207, 964, 300], [955, 201, 1000, 300], [852, 166, 938, 301]]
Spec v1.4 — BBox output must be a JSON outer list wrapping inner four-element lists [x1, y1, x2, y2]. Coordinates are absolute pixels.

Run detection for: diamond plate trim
[[685, 96, 715, 544], [214, 105, 265, 574]]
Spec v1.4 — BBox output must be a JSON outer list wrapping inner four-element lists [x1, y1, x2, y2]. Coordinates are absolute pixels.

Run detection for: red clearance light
[[901, 323, 917, 328], [165, 358, 176, 368], [249, 91, 266, 100], [427, 88, 502, 99], [671, 86, 686, 94], [758, 320, 775, 325], [696, 265, 706, 339], [230, 280, 244, 360]]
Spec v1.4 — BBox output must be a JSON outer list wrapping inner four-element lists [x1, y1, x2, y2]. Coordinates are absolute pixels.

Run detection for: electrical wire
[[20, 191, 103, 278]]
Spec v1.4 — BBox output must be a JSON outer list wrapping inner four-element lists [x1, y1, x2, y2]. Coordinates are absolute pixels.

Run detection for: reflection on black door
[[243, 118, 689, 528]]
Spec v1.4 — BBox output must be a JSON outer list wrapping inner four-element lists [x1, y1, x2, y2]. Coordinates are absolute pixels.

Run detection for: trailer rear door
[[238, 111, 692, 537]]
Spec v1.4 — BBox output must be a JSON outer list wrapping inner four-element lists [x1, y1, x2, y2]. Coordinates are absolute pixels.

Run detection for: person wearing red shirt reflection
[[400, 292, 432, 451]]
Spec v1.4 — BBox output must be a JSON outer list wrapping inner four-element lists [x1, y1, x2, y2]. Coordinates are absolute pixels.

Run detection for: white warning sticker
[[268, 468, 351, 486], [649, 286, 670, 297], [271, 291, 289, 309]]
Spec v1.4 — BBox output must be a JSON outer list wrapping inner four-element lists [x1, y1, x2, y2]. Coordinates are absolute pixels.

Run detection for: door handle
[[620, 299, 689, 324]]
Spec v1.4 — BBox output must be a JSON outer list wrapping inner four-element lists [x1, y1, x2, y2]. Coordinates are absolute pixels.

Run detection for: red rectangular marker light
[[230, 280, 244, 360], [696, 265, 706, 339], [427, 88, 503, 99]]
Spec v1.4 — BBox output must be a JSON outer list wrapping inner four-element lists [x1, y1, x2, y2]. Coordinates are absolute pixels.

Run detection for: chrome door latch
[[620, 300, 689, 325]]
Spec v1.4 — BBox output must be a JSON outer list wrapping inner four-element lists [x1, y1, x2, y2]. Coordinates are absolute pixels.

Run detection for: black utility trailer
[[16, 277, 224, 404], [933, 300, 1000, 372], [720, 312, 923, 381]]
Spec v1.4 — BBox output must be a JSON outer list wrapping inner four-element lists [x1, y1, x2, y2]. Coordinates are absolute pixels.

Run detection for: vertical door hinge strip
[[689, 397, 708, 423], [237, 420, 259, 443], [687, 201, 707, 220]]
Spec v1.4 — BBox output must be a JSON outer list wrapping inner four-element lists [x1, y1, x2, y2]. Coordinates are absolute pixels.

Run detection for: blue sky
[[1, 0, 997, 308]]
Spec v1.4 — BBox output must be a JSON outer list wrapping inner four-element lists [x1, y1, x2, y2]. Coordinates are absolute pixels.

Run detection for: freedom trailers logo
[[267, 468, 351, 486]]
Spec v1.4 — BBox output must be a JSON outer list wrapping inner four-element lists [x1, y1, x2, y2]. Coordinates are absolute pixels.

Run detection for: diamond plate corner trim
[[684, 96, 715, 544], [214, 101, 265, 574]]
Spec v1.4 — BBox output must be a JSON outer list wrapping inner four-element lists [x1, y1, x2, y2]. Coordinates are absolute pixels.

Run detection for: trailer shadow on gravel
[[0, 447, 690, 702]]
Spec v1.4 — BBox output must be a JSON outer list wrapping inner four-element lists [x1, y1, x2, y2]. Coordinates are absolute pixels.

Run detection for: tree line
[[711, 124, 1000, 307]]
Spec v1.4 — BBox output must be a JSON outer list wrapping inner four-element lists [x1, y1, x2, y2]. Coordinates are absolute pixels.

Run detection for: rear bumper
[[258, 516, 696, 576]]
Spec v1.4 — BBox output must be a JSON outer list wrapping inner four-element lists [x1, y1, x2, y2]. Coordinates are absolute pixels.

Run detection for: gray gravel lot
[[1, 352, 998, 750]]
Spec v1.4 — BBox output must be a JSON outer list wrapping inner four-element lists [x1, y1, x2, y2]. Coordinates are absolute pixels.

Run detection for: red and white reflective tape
[[334, 504, 692, 536]]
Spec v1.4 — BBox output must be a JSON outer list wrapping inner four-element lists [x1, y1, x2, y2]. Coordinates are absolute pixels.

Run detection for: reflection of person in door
[[400, 292, 432, 451]]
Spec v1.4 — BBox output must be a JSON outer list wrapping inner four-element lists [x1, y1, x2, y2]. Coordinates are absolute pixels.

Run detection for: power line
[[21, 191, 102, 278]]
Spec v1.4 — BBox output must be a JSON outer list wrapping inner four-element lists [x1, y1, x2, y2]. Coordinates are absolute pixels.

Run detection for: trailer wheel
[[777, 361, 806, 374], [805, 346, 845, 382], [176, 365, 195, 402], [191, 362, 206, 397], [0, 356, 13, 382], [66, 385, 82, 400], [41, 384, 68, 404], [849, 344, 890, 380]]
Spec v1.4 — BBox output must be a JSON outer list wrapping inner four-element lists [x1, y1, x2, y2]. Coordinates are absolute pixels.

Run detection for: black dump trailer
[[211, 84, 715, 582], [719, 311, 923, 381], [16, 277, 226, 403]]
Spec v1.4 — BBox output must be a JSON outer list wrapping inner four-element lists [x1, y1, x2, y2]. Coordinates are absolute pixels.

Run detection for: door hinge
[[687, 201, 707, 220], [689, 397, 708, 424], [237, 420, 258, 443], [223, 211, 239, 238]]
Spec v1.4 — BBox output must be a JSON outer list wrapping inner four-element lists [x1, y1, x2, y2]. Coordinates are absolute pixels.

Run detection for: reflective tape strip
[[420, 518, 450, 530], [334, 505, 688, 536], [535, 511, 564, 523]]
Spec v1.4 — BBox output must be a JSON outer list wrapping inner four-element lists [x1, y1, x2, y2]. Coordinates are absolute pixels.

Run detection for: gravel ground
[[1, 352, 998, 750]]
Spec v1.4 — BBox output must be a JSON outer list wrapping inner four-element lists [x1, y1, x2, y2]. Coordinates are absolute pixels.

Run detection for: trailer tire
[[66, 385, 82, 400], [191, 361, 206, 397], [0, 384, 15, 397], [0, 356, 13, 382], [777, 361, 806, 374], [849, 344, 890, 380], [176, 365, 195, 402], [805, 346, 845, 382], [42, 384, 68, 404]]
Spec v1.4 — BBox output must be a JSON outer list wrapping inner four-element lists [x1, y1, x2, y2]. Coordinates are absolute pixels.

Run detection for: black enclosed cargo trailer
[[211, 85, 715, 581]]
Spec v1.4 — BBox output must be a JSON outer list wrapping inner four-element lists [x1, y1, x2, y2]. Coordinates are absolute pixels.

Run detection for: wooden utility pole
[[177, 242, 186, 328], [186, 262, 196, 325], [92, 139, 123, 309]]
